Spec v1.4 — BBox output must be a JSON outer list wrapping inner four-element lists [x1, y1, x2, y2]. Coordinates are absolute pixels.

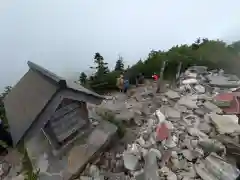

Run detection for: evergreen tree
[[79, 72, 87, 85], [115, 55, 124, 71], [91, 52, 109, 77]]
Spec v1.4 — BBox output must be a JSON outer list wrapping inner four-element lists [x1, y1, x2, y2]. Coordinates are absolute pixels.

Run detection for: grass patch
[[17, 142, 39, 180], [100, 112, 126, 138]]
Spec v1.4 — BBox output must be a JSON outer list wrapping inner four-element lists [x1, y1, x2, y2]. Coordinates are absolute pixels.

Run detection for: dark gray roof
[[27, 61, 103, 99], [4, 61, 104, 146]]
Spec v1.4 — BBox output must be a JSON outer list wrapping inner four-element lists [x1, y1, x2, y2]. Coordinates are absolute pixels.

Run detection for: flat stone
[[165, 90, 180, 100], [209, 113, 240, 134], [187, 127, 208, 139], [178, 96, 198, 109], [161, 107, 181, 121], [203, 101, 222, 113]]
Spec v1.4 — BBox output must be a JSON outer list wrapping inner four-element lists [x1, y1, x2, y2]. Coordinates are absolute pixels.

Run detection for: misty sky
[[0, 0, 239, 91]]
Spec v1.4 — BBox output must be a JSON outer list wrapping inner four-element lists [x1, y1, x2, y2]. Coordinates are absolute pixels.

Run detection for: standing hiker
[[123, 78, 129, 93], [116, 74, 124, 92]]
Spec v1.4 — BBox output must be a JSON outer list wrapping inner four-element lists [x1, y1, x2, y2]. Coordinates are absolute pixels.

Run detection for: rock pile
[[81, 68, 240, 180]]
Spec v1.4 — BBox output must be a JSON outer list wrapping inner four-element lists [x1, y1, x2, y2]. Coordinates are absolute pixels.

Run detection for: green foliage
[[115, 56, 124, 71], [0, 86, 12, 127], [86, 39, 240, 93], [79, 72, 87, 85], [24, 170, 39, 180]]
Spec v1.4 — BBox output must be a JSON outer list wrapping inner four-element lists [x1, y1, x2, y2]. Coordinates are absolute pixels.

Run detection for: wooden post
[[156, 60, 167, 93]]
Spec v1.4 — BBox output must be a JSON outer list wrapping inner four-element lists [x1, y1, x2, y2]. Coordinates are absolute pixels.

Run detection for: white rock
[[155, 109, 166, 124], [149, 148, 162, 160], [182, 78, 198, 85], [123, 152, 140, 171], [194, 84, 205, 93], [181, 150, 194, 161], [160, 166, 177, 180], [89, 165, 100, 177]]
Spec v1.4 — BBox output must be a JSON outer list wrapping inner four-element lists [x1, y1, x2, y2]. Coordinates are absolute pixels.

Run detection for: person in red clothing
[[152, 73, 159, 81]]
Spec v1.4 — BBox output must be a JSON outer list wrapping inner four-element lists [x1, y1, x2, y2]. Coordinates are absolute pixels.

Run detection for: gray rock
[[79, 176, 92, 180], [203, 101, 222, 114], [194, 108, 205, 116], [0, 161, 10, 178], [161, 107, 181, 121], [101, 172, 125, 180], [165, 90, 180, 100], [159, 166, 177, 180], [10, 174, 25, 180], [134, 169, 145, 180], [199, 139, 225, 154], [144, 150, 159, 180], [198, 123, 212, 134], [209, 113, 240, 135], [178, 96, 198, 109], [181, 149, 194, 161], [115, 110, 135, 122]]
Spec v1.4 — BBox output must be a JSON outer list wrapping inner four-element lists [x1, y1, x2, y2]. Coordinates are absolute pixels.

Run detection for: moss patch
[[17, 143, 39, 180]]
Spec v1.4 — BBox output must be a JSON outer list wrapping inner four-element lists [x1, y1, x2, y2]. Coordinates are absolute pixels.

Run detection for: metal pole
[[176, 62, 182, 81], [156, 60, 167, 93]]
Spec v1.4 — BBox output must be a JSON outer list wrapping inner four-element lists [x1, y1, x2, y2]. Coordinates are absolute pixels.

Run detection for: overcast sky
[[0, 0, 239, 90]]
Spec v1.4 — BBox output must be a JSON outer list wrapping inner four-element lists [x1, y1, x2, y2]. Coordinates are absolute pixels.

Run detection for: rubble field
[[2, 66, 240, 180], [82, 67, 240, 180]]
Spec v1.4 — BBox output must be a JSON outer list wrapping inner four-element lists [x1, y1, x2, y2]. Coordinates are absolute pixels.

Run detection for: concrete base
[[25, 121, 117, 180]]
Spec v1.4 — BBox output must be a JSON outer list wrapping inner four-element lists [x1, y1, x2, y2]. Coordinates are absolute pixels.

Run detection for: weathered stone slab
[[203, 101, 222, 114], [160, 106, 181, 121], [209, 113, 240, 135], [178, 96, 198, 109], [165, 90, 180, 100]]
